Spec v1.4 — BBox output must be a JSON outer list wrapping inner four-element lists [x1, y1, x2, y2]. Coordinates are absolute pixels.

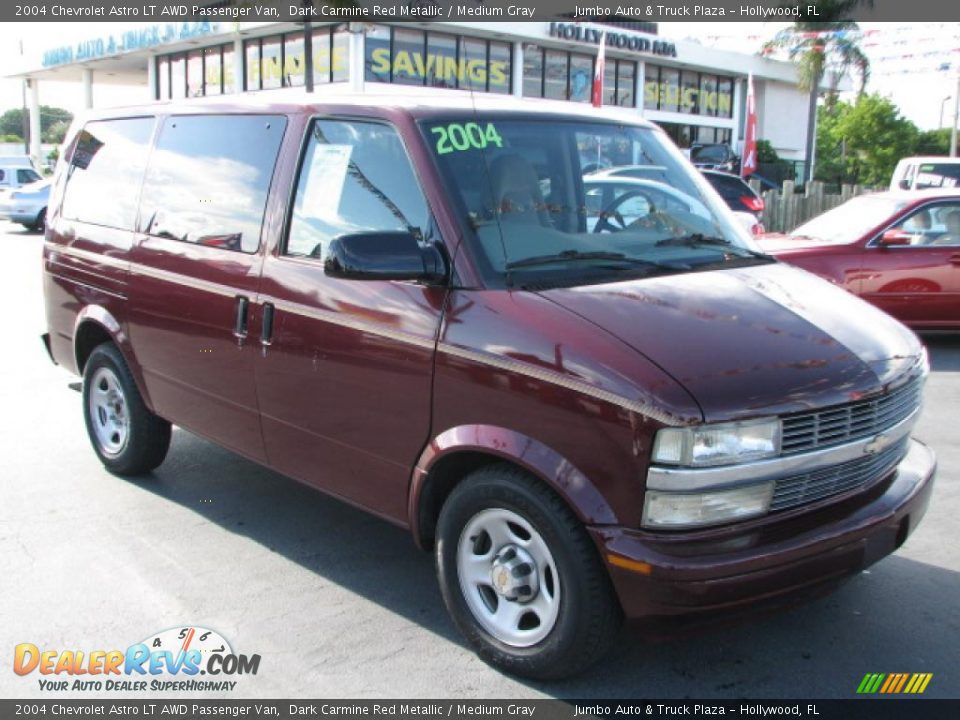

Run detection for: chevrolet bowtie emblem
[[864, 433, 892, 455]]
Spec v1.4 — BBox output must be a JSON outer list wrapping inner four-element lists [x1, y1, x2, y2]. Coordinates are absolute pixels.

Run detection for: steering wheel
[[593, 190, 670, 234]]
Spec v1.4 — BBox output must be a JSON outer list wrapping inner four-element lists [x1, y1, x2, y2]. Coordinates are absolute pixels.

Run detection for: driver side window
[[285, 120, 429, 260], [890, 203, 960, 247]]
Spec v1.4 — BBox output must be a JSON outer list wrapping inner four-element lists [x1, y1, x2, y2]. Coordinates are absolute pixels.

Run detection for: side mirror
[[878, 230, 912, 247], [324, 231, 447, 283], [898, 179, 911, 190]]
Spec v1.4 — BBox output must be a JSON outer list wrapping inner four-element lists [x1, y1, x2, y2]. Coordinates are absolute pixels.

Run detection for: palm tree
[[763, 3, 873, 183]]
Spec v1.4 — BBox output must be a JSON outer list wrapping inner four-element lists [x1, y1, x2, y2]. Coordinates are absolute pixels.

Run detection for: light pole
[[941, 95, 953, 130], [952, 72, 960, 157]]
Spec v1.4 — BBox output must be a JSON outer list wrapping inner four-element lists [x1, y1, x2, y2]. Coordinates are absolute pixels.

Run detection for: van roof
[[896, 156, 960, 165], [77, 85, 659, 128]]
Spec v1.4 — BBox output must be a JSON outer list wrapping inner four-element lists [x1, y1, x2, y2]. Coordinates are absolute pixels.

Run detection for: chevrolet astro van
[[42, 93, 935, 679]]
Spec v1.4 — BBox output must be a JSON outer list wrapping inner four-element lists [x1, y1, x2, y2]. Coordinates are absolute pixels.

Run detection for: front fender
[[409, 424, 619, 548]]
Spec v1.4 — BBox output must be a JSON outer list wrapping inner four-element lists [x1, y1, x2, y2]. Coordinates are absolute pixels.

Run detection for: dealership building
[[10, 19, 814, 173]]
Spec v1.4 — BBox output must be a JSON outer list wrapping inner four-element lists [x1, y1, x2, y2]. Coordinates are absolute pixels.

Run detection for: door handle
[[949, 254, 960, 266], [234, 296, 249, 339], [261, 303, 275, 346]]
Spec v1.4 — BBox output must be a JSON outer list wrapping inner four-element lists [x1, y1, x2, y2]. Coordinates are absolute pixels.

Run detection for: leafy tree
[[0, 106, 73, 144], [815, 94, 918, 186], [42, 120, 70, 144], [915, 128, 951, 156], [756, 139, 781, 163], [763, 3, 874, 182]]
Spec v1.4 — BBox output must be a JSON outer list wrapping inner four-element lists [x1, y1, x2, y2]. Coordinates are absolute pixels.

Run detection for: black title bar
[[4, 0, 960, 23]]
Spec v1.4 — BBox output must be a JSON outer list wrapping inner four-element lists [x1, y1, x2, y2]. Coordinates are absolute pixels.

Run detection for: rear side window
[[706, 173, 751, 202], [62, 117, 155, 230], [17, 169, 40, 184], [140, 114, 286, 253], [285, 120, 429, 260]]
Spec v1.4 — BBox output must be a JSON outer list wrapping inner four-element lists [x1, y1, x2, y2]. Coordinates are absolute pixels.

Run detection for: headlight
[[652, 418, 781, 467], [642, 482, 774, 529]]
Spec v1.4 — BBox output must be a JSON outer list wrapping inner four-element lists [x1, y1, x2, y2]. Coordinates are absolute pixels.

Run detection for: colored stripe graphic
[[857, 672, 932, 694]]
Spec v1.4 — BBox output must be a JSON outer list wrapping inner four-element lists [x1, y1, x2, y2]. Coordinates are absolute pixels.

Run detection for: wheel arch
[[73, 307, 154, 413], [409, 425, 619, 551]]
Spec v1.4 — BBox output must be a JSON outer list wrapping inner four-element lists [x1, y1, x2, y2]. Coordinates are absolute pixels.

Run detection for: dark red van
[[42, 93, 935, 679]]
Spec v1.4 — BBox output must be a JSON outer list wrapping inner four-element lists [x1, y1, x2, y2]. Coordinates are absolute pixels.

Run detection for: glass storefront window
[[222, 46, 235, 94], [393, 27, 426, 86], [170, 55, 186, 99], [568, 54, 592, 103], [204, 47, 222, 96], [312, 27, 331, 85], [365, 25, 391, 83], [659, 68, 680, 112], [543, 50, 567, 100], [332, 28, 349, 82], [459, 36, 487, 92], [616, 60, 635, 107], [157, 56, 169, 100], [700, 74, 718, 117], [244, 40, 259, 91], [284, 32, 305, 88], [643, 65, 660, 110], [488, 41, 511, 94], [186, 50, 203, 98], [260, 36, 282, 90], [603, 61, 616, 106], [680, 71, 699, 114], [522, 45, 543, 98], [716, 78, 734, 118], [427, 33, 458, 89]]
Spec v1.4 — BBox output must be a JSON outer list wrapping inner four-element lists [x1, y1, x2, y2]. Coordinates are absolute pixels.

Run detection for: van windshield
[[913, 163, 960, 190], [423, 117, 769, 288]]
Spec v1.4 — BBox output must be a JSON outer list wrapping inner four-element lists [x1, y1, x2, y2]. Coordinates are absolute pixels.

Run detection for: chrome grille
[[770, 437, 909, 512], [780, 375, 923, 455]]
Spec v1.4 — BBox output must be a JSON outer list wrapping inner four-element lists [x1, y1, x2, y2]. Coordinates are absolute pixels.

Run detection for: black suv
[[690, 143, 740, 174]]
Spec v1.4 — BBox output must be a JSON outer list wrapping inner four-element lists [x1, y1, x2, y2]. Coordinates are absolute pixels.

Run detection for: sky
[[0, 21, 957, 132]]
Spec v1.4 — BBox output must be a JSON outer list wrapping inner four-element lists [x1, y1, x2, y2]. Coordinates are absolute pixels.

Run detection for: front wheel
[[32, 208, 46, 233], [436, 464, 621, 680], [82, 343, 171, 475]]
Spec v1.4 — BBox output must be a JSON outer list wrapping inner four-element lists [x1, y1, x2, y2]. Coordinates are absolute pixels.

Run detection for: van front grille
[[780, 375, 923, 456], [770, 437, 909, 512]]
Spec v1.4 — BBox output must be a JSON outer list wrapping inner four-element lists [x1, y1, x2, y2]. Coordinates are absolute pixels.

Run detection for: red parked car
[[42, 95, 935, 679], [758, 190, 960, 330]]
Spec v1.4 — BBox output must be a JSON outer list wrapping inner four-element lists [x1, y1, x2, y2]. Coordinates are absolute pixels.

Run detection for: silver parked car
[[0, 179, 50, 232]]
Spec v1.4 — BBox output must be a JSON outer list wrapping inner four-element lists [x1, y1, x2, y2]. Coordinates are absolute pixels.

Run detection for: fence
[[748, 179, 872, 233]]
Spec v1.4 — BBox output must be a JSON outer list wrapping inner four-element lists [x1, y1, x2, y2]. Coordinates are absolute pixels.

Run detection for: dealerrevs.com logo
[[13, 626, 260, 692]]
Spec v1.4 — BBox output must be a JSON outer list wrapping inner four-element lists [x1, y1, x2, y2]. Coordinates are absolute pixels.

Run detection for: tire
[[82, 343, 171, 476], [436, 463, 622, 680], [32, 208, 46, 233]]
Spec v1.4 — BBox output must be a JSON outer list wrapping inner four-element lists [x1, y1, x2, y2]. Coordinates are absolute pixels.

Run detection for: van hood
[[537, 263, 923, 422]]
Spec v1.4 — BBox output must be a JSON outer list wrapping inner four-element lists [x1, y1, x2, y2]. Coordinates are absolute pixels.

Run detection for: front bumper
[[0, 206, 40, 224], [593, 439, 935, 622]]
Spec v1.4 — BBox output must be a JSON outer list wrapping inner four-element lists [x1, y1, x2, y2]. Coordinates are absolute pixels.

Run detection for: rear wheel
[[436, 464, 621, 680], [82, 343, 170, 475]]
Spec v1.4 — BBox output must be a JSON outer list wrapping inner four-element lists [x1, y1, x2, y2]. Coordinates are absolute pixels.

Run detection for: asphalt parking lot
[[1, 222, 957, 700]]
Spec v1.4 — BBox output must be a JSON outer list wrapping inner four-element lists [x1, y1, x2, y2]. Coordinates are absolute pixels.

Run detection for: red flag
[[741, 74, 758, 177], [592, 32, 606, 108]]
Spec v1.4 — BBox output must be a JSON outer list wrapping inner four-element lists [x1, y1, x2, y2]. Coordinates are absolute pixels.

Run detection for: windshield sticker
[[432, 122, 503, 155], [301, 144, 352, 219]]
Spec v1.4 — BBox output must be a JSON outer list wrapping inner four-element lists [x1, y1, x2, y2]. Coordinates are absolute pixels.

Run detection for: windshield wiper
[[506, 250, 676, 271], [656, 233, 770, 258]]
